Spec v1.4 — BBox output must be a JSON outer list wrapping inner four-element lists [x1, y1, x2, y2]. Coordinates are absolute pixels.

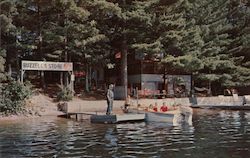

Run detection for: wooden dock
[[60, 102, 146, 123], [90, 114, 146, 124], [65, 112, 99, 121]]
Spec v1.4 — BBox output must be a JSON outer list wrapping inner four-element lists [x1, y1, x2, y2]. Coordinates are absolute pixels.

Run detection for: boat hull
[[145, 111, 183, 126], [90, 114, 145, 124], [128, 106, 193, 126]]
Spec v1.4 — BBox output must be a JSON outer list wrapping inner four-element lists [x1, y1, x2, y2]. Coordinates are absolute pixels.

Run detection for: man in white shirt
[[106, 84, 114, 115]]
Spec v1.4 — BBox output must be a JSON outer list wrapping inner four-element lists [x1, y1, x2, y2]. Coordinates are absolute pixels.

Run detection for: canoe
[[127, 106, 193, 126]]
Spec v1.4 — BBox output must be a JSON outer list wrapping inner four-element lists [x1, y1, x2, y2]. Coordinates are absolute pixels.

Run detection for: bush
[[57, 87, 73, 101], [0, 81, 32, 115]]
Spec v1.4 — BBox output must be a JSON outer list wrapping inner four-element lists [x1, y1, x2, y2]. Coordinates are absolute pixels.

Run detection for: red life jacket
[[160, 106, 168, 112]]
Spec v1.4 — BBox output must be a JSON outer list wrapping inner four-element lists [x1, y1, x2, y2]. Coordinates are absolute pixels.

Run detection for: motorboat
[[125, 105, 193, 126]]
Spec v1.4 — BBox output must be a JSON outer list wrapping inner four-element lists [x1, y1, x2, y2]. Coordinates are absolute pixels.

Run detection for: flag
[[115, 52, 121, 59]]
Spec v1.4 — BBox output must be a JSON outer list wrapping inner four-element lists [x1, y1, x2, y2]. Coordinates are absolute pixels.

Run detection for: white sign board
[[22, 61, 73, 71]]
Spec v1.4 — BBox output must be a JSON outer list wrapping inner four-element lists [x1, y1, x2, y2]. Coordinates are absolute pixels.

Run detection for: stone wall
[[132, 98, 192, 107], [244, 95, 250, 105], [62, 95, 248, 114], [194, 96, 243, 106], [131, 95, 245, 107]]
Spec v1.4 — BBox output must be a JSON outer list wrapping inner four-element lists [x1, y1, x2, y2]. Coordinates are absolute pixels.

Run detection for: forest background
[[1, 0, 250, 98]]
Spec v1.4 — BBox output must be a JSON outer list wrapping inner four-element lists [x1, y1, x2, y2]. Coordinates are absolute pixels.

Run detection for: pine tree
[[88, 0, 160, 98], [0, 0, 17, 81], [0, 49, 6, 81], [226, 0, 250, 87], [193, 0, 250, 91], [160, 0, 250, 93], [154, 0, 204, 73], [15, 0, 107, 89]]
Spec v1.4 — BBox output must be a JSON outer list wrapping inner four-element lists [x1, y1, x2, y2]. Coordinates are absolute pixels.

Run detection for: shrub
[[0, 80, 32, 115], [57, 86, 73, 101]]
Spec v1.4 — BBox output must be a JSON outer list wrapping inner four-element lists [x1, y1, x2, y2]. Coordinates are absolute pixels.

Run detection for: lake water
[[1, 109, 250, 158]]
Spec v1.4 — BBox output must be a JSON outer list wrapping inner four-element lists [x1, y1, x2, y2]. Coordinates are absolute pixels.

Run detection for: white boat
[[127, 106, 193, 126]]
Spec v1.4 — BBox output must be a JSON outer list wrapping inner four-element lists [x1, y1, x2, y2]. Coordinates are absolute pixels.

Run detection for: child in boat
[[153, 102, 158, 112], [160, 102, 168, 112], [137, 104, 146, 110], [124, 95, 131, 111], [147, 104, 153, 110], [122, 95, 131, 113]]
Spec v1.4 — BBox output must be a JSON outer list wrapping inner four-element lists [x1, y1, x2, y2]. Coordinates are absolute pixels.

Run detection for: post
[[41, 70, 45, 89], [70, 72, 75, 95], [136, 87, 139, 106], [21, 70, 24, 83], [60, 72, 63, 87]]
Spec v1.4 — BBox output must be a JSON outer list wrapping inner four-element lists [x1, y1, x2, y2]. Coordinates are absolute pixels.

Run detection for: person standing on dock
[[106, 84, 114, 115]]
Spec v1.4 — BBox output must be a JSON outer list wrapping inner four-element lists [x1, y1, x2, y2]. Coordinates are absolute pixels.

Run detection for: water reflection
[[0, 110, 250, 157]]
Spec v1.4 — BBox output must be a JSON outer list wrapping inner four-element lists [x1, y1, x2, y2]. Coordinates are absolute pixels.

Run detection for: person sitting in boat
[[160, 102, 168, 112], [147, 104, 154, 111], [153, 102, 158, 112], [137, 104, 147, 111], [171, 103, 182, 110], [123, 95, 131, 112]]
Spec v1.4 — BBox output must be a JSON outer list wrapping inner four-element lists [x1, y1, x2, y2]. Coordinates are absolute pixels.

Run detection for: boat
[[126, 106, 193, 126]]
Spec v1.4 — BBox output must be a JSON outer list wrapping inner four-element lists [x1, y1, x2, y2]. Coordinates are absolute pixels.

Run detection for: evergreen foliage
[[0, 0, 250, 95], [87, 0, 165, 98], [0, 0, 17, 81], [56, 86, 73, 101], [160, 0, 250, 91], [0, 49, 6, 81], [0, 80, 32, 115]]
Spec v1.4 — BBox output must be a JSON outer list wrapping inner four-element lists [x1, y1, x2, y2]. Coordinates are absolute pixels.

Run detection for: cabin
[[105, 52, 192, 99]]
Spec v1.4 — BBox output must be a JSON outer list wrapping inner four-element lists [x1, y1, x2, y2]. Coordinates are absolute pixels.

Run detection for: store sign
[[22, 61, 73, 71]]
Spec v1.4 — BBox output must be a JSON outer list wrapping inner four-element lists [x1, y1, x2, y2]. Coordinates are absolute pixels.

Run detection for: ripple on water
[[1, 111, 250, 157]]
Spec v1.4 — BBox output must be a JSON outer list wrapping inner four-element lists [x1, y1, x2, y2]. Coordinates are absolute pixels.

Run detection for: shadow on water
[[0, 110, 250, 158]]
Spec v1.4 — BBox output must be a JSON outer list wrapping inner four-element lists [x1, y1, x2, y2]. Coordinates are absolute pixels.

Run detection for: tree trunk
[[8, 64, 12, 77], [64, 70, 69, 87], [63, 11, 69, 88], [191, 73, 194, 97], [89, 65, 92, 90], [60, 72, 63, 87], [163, 64, 166, 92], [121, 40, 128, 99], [85, 63, 89, 92], [120, 0, 128, 100], [16, 57, 20, 82], [208, 80, 212, 96], [37, 1, 45, 89]]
